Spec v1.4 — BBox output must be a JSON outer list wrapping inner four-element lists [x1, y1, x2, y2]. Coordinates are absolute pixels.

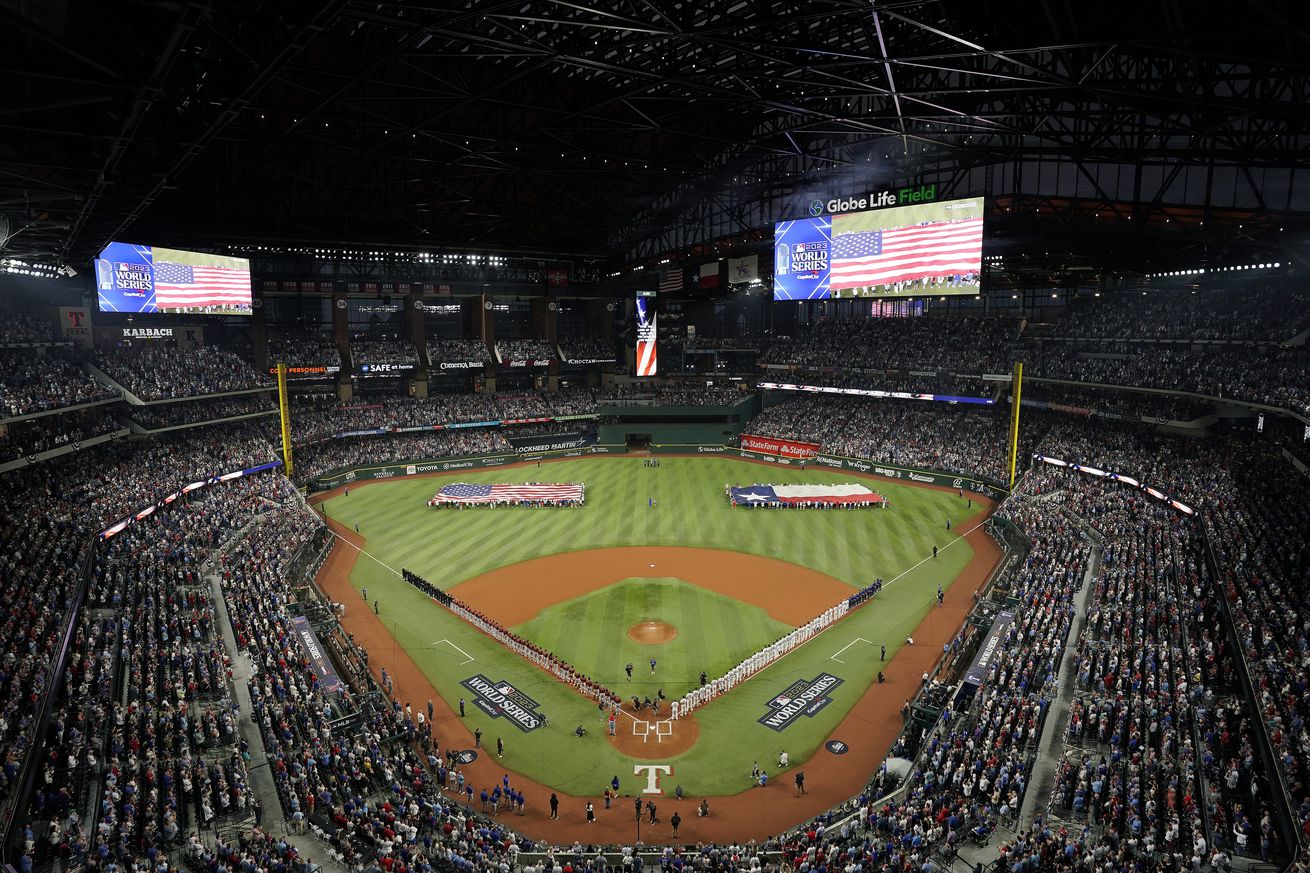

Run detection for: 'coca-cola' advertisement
[[739, 433, 821, 459]]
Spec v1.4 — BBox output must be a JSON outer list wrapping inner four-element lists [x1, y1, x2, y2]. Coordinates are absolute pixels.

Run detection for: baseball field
[[312, 453, 998, 840]]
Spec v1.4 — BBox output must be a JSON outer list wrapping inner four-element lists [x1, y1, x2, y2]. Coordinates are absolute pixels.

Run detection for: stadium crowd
[[426, 338, 492, 365], [1041, 287, 1310, 342], [745, 397, 1018, 483], [0, 300, 59, 344], [128, 396, 278, 430], [0, 348, 120, 417], [294, 430, 511, 482], [777, 470, 1088, 873], [755, 312, 1309, 415], [3, 303, 1310, 873], [598, 384, 745, 406], [558, 337, 615, 362], [267, 335, 341, 369], [350, 337, 420, 368], [0, 410, 123, 462], [759, 317, 1019, 373], [95, 344, 272, 400], [495, 339, 557, 363]]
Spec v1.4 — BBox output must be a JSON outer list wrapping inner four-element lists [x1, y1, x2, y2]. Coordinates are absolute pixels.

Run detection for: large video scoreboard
[[774, 196, 984, 300]]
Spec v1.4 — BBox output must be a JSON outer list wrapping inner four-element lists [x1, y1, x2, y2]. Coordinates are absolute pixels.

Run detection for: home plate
[[649, 564, 655, 568]]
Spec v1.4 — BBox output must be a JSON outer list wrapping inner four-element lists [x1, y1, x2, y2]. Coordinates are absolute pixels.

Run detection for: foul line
[[431, 639, 474, 665], [879, 518, 987, 593], [325, 525, 404, 578], [830, 637, 872, 664]]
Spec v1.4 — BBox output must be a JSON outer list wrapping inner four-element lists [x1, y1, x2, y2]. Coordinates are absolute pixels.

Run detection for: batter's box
[[632, 720, 651, 742], [654, 720, 673, 741]]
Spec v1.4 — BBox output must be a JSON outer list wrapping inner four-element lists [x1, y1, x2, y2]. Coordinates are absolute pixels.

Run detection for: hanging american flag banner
[[829, 217, 983, 292], [658, 266, 683, 294], [427, 483, 585, 506]]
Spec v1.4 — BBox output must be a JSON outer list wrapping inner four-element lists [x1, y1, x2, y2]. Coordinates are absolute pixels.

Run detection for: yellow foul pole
[[1007, 361, 1023, 489], [276, 362, 294, 478]]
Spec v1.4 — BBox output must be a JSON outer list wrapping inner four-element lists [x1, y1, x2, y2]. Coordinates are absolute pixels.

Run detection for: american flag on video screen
[[829, 218, 982, 290], [428, 483, 583, 504], [154, 261, 251, 308]]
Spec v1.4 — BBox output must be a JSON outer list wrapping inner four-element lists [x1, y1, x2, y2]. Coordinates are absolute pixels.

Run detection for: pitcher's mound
[[628, 621, 677, 644], [628, 618, 681, 644]]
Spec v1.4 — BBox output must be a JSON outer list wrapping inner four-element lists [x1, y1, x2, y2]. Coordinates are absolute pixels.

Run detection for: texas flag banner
[[428, 482, 585, 506], [728, 483, 885, 508]]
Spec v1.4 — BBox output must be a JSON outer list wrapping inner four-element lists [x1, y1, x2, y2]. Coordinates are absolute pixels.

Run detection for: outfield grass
[[321, 456, 982, 796], [512, 577, 795, 701]]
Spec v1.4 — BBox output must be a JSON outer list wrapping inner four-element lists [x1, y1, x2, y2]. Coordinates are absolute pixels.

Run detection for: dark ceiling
[[1, 0, 1307, 266]]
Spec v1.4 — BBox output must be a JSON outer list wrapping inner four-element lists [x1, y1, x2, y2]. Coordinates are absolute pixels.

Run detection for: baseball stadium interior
[[1, 2, 1309, 873]]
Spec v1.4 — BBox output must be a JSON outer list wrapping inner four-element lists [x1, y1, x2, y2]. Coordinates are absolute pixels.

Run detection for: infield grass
[[320, 455, 984, 797], [513, 577, 794, 701]]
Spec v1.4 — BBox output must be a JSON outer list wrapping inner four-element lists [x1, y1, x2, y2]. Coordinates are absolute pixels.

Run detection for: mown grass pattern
[[322, 457, 980, 795]]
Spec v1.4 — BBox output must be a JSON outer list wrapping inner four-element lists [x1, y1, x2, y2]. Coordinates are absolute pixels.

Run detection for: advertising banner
[[58, 306, 93, 347], [359, 362, 413, 375], [963, 610, 1014, 687], [267, 364, 341, 379], [739, 433, 821, 459], [290, 616, 343, 693]]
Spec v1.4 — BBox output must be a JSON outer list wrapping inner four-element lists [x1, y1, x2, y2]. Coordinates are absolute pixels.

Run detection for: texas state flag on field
[[729, 484, 884, 506]]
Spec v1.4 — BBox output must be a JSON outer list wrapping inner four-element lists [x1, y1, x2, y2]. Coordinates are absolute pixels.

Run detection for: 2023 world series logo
[[461, 674, 545, 732], [757, 673, 844, 732]]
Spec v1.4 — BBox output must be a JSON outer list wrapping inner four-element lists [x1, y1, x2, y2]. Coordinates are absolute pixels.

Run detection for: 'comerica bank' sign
[[810, 184, 937, 216]]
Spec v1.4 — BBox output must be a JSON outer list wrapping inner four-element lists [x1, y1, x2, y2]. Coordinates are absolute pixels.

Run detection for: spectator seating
[[94, 345, 271, 400], [0, 349, 119, 418]]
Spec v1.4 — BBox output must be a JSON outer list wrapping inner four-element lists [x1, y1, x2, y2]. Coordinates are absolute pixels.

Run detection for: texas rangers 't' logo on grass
[[461, 674, 545, 733], [757, 673, 844, 732]]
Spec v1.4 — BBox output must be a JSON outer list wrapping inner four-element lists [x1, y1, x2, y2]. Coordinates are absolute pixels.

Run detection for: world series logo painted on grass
[[757, 673, 844, 732], [461, 674, 545, 732]]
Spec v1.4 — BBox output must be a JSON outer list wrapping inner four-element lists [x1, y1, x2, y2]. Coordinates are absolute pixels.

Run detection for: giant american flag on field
[[428, 483, 584, 505], [828, 217, 983, 291], [154, 260, 252, 309]]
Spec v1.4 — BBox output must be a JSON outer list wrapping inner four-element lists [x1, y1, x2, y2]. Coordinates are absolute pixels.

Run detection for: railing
[[1201, 528, 1303, 857], [0, 533, 95, 867]]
